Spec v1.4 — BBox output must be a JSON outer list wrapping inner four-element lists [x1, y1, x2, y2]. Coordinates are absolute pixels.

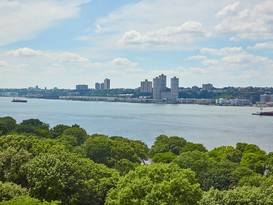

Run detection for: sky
[[1, 0, 273, 89]]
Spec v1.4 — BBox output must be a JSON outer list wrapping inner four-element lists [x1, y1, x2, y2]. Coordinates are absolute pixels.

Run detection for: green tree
[[152, 152, 176, 163], [149, 135, 187, 157], [0, 147, 32, 186], [27, 151, 118, 205], [0, 196, 59, 205], [0, 117, 16, 136], [180, 142, 207, 153], [105, 163, 202, 205], [50, 124, 71, 138], [0, 181, 28, 201], [199, 186, 273, 205], [62, 127, 87, 145], [15, 119, 50, 137]]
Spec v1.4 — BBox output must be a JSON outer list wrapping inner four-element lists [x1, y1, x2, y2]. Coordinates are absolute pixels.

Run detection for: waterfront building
[[140, 79, 152, 93], [104, 78, 110, 90], [153, 74, 167, 100], [171, 76, 179, 101], [95, 82, 100, 91], [152, 74, 179, 102], [202, 83, 213, 91], [260, 94, 273, 102], [100, 83, 104, 91], [76, 84, 88, 91]]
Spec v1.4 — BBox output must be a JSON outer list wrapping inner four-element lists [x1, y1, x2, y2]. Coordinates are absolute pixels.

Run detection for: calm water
[[1, 97, 273, 152]]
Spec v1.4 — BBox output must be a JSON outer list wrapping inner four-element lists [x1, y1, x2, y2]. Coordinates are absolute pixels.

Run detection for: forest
[[0, 116, 273, 205]]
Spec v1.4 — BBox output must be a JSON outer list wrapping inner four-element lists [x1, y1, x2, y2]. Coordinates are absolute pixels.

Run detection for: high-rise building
[[153, 74, 167, 100], [76, 84, 88, 91], [140, 79, 152, 93], [104, 78, 110, 90], [202, 83, 213, 91], [95, 82, 100, 91], [100, 83, 104, 90], [171, 76, 179, 101]]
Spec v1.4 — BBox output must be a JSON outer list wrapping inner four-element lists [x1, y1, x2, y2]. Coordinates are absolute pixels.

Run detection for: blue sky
[[1, 0, 273, 89]]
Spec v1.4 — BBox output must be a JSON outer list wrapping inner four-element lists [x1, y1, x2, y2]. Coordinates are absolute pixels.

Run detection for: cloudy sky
[[1, 0, 273, 89]]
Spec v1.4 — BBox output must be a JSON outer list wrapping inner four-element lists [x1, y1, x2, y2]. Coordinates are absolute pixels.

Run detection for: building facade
[[76, 84, 88, 91], [202, 83, 213, 91], [140, 79, 152, 93], [95, 82, 100, 91], [170, 76, 179, 101], [153, 74, 167, 100], [104, 78, 110, 90]]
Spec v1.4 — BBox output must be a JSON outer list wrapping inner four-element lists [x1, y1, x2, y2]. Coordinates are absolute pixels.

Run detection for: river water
[[1, 97, 273, 152]]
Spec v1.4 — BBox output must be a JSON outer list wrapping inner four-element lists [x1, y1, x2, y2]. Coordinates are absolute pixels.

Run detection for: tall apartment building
[[202, 83, 213, 91], [95, 82, 100, 91], [140, 79, 152, 93], [153, 74, 167, 100], [76, 84, 88, 91], [104, 78, 110, 90], [171, 76, 179, 101]]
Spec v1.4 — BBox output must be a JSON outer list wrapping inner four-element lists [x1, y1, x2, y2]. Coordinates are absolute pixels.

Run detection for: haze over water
[[1, 97, 273, 152]]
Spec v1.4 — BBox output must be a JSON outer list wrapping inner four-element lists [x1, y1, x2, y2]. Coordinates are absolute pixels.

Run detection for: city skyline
[[1, 1, 273, 89]]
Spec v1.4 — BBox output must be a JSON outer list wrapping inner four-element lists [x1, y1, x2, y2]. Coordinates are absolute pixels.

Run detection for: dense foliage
[[0, 116, 273, 204]]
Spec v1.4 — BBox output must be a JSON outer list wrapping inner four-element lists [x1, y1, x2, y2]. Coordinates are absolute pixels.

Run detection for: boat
[[252, 111, 273, 116], [11, 99, 27, 103]]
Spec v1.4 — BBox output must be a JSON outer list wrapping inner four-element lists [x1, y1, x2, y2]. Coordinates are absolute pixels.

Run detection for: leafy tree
[[105, 163, 202, 205], [15, 119, 50, 137], [0, 196, 59, 205], [113, 159, 137, 176], [0, 181, 28, 201], [50, 124, 71, 138], [83, 135, 143, 167], [180, 142, 207, 153], [240, 150, 266, 174], [0, 147, 32, 186], [27, 151, 119, 205], [0, 117, 16, 136], [209, 146, 242, 163], [152, 152, 176, 163], [62, 127, 87, 145], [199, 186, 273, 205], [149, 135, 187, 157]]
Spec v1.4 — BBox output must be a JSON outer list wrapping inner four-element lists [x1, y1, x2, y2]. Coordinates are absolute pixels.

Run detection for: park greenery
[[0, 116, 273, 204]]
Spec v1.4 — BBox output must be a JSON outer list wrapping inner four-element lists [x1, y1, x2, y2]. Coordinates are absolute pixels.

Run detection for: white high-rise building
[[140, 79, 152, 93], [153, 74, 167, 100], [104, 78, 110, 90], [171, 77, 179, 101]]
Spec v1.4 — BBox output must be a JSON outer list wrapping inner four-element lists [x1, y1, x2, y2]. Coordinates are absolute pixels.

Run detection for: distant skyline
[[1, 0, 273, 89]]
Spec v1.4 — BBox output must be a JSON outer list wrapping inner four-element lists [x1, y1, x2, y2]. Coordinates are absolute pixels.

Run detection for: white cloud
[[187, 55, 207, 61], [250, 42, 273, 50], [216, 2, 240, 17], [118, 21, 209, 48], [0, 0, 90, 46], [7, 47, 43, 57], [215, 0, 273, 40], [110, 58, 138, 67], [59, 52, 89, 63]]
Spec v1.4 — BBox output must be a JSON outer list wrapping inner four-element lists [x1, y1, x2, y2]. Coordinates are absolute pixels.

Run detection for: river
[[1, 97, 273, 152]]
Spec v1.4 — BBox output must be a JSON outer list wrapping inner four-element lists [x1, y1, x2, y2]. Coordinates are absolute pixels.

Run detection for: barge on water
[[11, 99, 27, 103]]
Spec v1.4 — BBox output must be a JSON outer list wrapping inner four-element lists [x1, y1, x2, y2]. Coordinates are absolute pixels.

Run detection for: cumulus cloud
[[0, 0, 90, 46], [215, 0, 273, 40], [118, 21, 209, 48], [59, 52, 89, 63], [249, 42, 273, 50], [110, 58, 138, 67], [7, 48, 43, 57]]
